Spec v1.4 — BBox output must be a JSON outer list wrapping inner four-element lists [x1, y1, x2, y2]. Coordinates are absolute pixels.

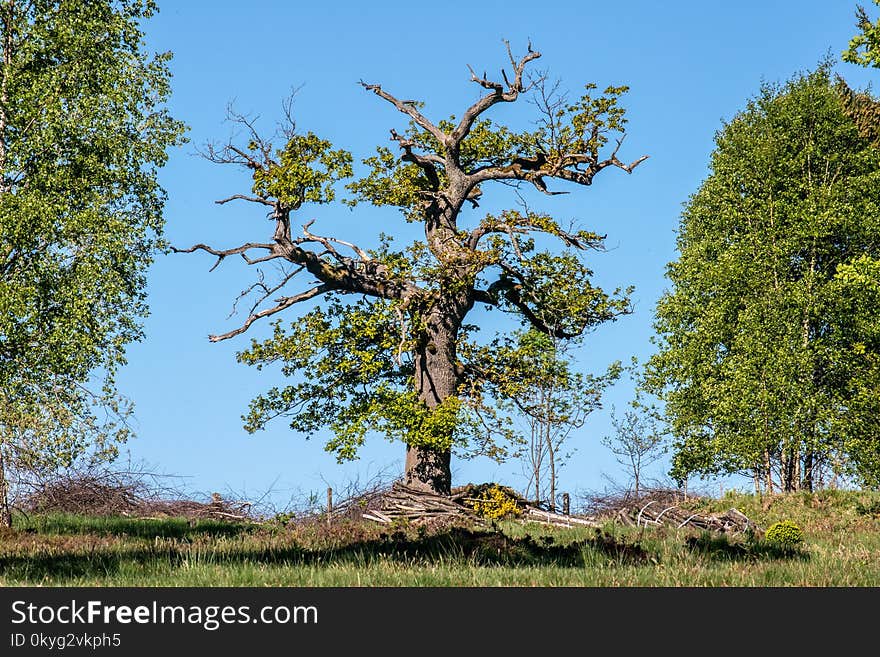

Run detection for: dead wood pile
[[613, 500, 759, 535], [132, 494, 254, 521], [21, 472, 254, 522], [344, 482, 474, 525], [342, 481, 601, 528], [347, 481, 759, 535], [23, 474, 141, 517]]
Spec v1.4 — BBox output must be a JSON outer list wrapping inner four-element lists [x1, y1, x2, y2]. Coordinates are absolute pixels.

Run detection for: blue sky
[[115, 1, 877, 509]]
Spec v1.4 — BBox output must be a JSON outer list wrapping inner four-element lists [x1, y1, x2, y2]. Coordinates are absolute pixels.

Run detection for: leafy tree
[[0, 0, 186, 526], [844, 1, 880, 68], [644, 65, 880, 492], [0, 375, 132, 526], [466, 328, 621, 510], [601, 402, 666, 500], [825, 255, 880, 487], [841, 4, 880, 489], [178, 43, 645, 494]]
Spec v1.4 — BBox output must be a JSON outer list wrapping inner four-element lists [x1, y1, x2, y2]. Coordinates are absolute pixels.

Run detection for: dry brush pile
[[316, 481, 761, 536], [19, 468, 255, 522], [16, 467, 761, 538]]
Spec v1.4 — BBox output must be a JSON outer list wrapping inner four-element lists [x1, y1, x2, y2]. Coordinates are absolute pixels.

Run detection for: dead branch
[[170, 242, 279, 272], [175, 219, 421, 342], [453, 41, 542, 142], [301, 219, 370, 262], [227, 266, 303, 320], [359, 80, 448, 145], [208, 283, 332, 342], [389, 128, 442, 189], [216, 194, 275, 207]]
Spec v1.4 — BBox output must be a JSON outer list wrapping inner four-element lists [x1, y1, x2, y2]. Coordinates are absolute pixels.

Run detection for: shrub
[[764, 520, 804, 548], [466, 484, 523, 520], [855, 498, 880, 516]]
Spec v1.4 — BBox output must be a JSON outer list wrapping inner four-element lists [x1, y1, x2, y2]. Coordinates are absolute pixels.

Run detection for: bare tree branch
[[225, 105, 278, 169], [228, 265, 305, 319], [528, 73, 565, 156], [175, 226, 420, 308], [216, 194, 275, 207], [359, 81, 448, 145], [452, 41, 542, 143], [279, 88, 304, 140], [171, 243, 279, 272], [197, 102, 291, 175], [209, 283, 333, 342], [300, 219, 370, 262]]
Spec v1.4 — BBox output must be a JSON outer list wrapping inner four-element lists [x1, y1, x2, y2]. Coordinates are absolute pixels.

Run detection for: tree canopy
[[644, 64, 880, 492], [0, 0, 186, 524], [179, 43, 645, 494], [844, 1, 880, 68]]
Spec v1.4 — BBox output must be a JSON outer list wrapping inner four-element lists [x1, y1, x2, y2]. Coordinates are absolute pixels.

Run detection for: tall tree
[[826, 255, 880, 488], [844, 1, 880, 68], [178, 43, 645, 494], [842, 5, 880, 490], [0, 0, 186, 526], [644, 65, 880, 492]]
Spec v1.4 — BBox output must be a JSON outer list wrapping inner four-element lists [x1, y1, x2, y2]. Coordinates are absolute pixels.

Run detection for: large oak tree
[[179, 44, 645, 495]]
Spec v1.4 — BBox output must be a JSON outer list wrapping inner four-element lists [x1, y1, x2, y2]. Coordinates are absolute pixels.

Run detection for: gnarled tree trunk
[[405, 306, 463, 494], [404, 445, 452, 495]]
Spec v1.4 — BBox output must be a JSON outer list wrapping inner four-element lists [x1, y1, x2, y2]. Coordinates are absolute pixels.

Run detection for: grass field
[[1, 489, 878, 586]]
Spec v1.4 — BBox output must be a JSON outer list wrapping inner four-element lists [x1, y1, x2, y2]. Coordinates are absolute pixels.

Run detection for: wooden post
[[326, 487, 333, 527], [562, 493, 570, 516]]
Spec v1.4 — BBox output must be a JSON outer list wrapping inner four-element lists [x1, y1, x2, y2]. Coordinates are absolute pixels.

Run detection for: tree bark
[[803, 450, 814, 492], [404, 444, 451, 495], [764, 449, 774, 494], [0, 442, 11, 529], [405, 307, 463, 494], [783, 448, 797, 492], [0, 0, 11, 195]]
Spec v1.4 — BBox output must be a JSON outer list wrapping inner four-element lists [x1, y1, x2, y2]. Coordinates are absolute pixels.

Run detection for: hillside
[[1, 488, 878, 586]]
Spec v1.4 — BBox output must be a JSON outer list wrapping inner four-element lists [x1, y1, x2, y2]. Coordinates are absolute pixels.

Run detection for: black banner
[[0, 586, 871, 653]]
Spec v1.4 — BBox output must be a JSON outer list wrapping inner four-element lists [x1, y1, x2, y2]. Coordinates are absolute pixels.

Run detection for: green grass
[[2, 490, 879, 586]]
